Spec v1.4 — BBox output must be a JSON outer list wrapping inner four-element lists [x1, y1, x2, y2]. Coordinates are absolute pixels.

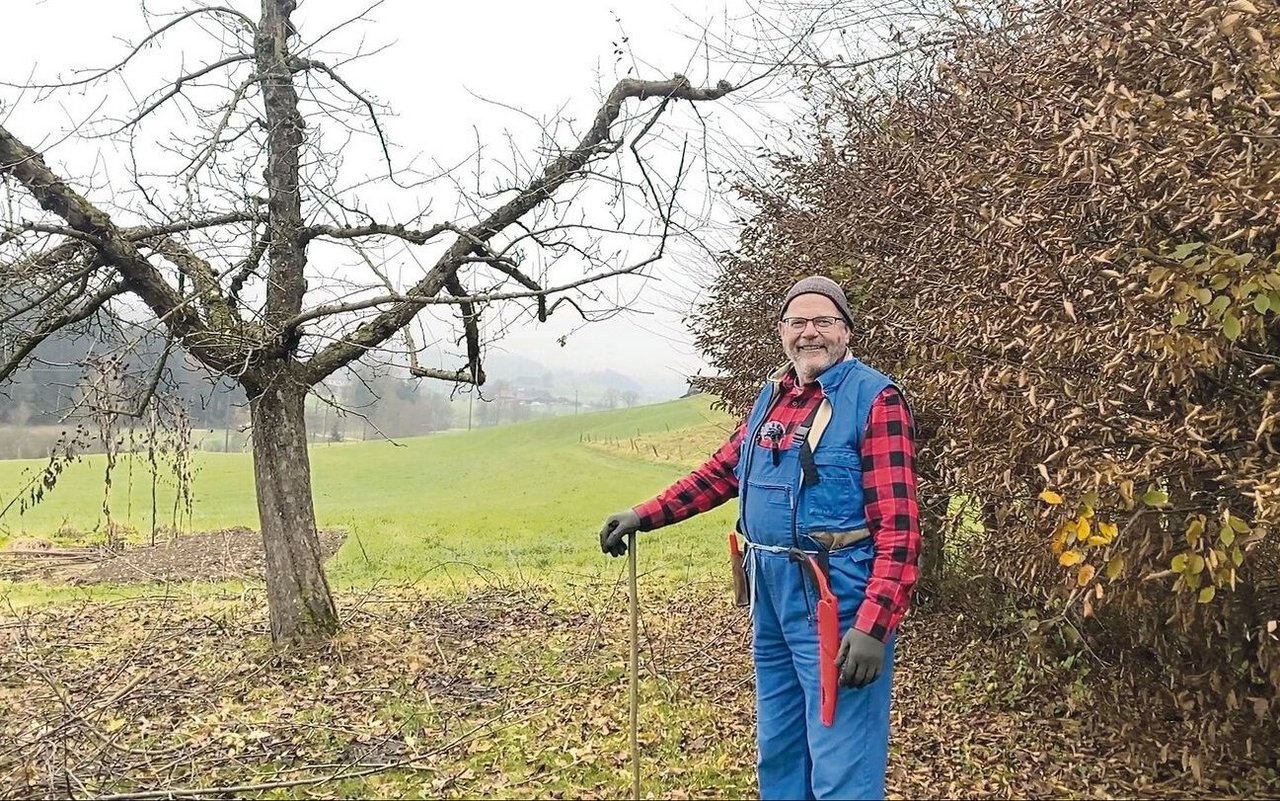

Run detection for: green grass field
[[0, 395, 742, 600]]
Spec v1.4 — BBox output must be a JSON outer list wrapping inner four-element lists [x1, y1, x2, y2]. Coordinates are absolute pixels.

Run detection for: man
[[599, 275, 920, 801]]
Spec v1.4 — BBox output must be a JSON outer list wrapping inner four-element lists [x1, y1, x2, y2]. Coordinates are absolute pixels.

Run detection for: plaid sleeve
[[853, 386, 921, 641], [632, 420, 745, 531]]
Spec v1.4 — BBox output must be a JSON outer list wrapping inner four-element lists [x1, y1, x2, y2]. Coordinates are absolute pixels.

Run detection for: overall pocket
[[741, 480, 792, 546], [825, 541, 875, 623], [805, 449, 864, 531]]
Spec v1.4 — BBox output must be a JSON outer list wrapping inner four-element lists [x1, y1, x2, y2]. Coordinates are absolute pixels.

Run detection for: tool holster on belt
[[728, 531, 750, 607], [789, 547, 841, 727]]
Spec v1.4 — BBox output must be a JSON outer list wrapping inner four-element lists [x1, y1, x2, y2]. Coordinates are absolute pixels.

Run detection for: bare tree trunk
[[249, 366, 337, 643]]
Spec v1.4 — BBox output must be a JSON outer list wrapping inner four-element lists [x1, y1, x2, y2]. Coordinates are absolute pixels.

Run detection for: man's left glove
[[599, 509, 641, 557], [836, 628, 885, 688]]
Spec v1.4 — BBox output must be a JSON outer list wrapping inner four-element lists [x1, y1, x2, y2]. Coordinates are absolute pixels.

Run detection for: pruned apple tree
[[0, 0, 735, 643]]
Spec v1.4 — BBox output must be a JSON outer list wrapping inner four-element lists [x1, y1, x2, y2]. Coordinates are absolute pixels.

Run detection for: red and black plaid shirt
[[634, 371, 921, 641]]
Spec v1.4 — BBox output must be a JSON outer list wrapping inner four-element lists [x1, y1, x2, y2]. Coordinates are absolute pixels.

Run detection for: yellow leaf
[[1077, 564, 1097, 586], [1087, 535, 1110, 546], [1051, 524, 1069, 555], [1059, 550, 1083, 567], [1186, 518, 1204, 546], [1171, 553, 1189, 573], [1075, 518, 1092, 542], [1098, 521, 1118, 543], [1039, 490, 1064, 505], [1105, 555, 1125, 580], [1198, 586, 1216, 604]]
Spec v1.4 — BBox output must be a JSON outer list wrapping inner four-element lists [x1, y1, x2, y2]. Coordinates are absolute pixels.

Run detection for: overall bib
[[735, 359, 896, 801]]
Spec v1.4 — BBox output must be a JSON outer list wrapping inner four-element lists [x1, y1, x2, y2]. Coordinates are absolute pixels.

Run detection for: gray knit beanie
[[779, 275, 854, 327]]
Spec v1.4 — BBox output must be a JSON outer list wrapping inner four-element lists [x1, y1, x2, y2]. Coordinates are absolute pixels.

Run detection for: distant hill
[[481, 352, 676, 404]]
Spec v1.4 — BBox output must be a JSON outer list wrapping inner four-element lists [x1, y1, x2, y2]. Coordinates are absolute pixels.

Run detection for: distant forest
[[1, 313, 662, 459]]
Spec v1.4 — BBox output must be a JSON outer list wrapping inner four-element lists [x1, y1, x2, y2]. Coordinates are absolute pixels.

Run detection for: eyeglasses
[[780, 316, 844, 331]]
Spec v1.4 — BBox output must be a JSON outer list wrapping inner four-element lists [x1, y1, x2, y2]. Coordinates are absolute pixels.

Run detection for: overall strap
[[794, 398, 832, 487]]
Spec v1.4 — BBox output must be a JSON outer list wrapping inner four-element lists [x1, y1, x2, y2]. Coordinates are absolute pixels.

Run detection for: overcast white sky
[[2, 0, 812, 398]]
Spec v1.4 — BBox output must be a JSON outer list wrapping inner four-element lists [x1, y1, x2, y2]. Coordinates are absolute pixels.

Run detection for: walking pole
[[628, 531, 641, 800]]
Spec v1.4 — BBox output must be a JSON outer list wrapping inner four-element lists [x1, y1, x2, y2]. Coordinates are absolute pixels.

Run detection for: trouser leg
[[753, 556, 813, 800]]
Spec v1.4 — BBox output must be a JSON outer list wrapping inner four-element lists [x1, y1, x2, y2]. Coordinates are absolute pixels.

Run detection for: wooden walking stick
[[628, 531, 640, 799]]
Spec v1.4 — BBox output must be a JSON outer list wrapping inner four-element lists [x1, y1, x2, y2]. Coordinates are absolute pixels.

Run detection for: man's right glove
[[599, 509, 642, 557], [836, 627, 885, 688]]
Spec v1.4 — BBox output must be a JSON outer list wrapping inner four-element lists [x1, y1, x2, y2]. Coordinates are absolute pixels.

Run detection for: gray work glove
[[599, 509, 641, 557], [836, 628, 885, 688]]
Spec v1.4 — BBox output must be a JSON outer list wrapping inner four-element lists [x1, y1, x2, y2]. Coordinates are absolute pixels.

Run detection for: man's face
[[778, 294, 851, 384]]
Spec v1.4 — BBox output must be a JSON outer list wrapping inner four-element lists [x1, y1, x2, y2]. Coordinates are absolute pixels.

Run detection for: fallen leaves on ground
[[0, 580, 1275, 799]]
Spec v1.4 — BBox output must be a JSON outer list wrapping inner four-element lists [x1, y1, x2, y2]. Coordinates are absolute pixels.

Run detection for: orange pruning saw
[[789, 548, 840, 727]]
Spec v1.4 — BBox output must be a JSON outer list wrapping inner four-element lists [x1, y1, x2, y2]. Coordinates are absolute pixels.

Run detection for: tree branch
[[109, 54, 255, 134], [301, 221, 458, 245], [0, 281, 128, 383], [280, 260, 646, 333], [146, 237, 239, 327], [255, 0, 309, 327], [0, 7, 255, 90], [293, 57, 400, 182], [0, 254, 100, 326], [302, 74, 735, 381], [124, 211, 266, 241], [0, 123, 237, 371]]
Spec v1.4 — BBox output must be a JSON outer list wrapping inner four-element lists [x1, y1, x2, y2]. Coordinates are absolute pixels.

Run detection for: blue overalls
[[735, 359, 897, 801]]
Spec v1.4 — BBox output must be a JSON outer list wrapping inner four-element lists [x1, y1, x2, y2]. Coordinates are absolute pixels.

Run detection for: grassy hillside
[[0, 395, 741, 595]]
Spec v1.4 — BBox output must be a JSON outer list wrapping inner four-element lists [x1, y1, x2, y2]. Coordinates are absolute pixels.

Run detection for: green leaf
[[1199, 586, 1216, 604], [1189, 554, 1206, 574], [1220, 526, 1236, 547], [1254, 293, 1271, 314], [1209, 295, 1231, 317], [1142, 489, 1169, 506], [1232, 547, 1245, 566], [1171, 242, 1204, 260], [1171, 308, 1190, 327], [1171, 553, 1189, 573], [1223, 313, 1241, 341], [1195, 287, 1213, 305], [1186, 518, 1205, 546]]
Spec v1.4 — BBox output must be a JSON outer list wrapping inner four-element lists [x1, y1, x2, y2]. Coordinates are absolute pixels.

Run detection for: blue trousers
[[751, 546, 895, 801]]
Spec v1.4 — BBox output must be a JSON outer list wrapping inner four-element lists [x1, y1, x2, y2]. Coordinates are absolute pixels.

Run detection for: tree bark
[[248, 365, 338, 643]]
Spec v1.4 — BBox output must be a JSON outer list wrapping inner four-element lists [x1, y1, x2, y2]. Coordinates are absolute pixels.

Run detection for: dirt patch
[[58, 527, 347, 584]]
